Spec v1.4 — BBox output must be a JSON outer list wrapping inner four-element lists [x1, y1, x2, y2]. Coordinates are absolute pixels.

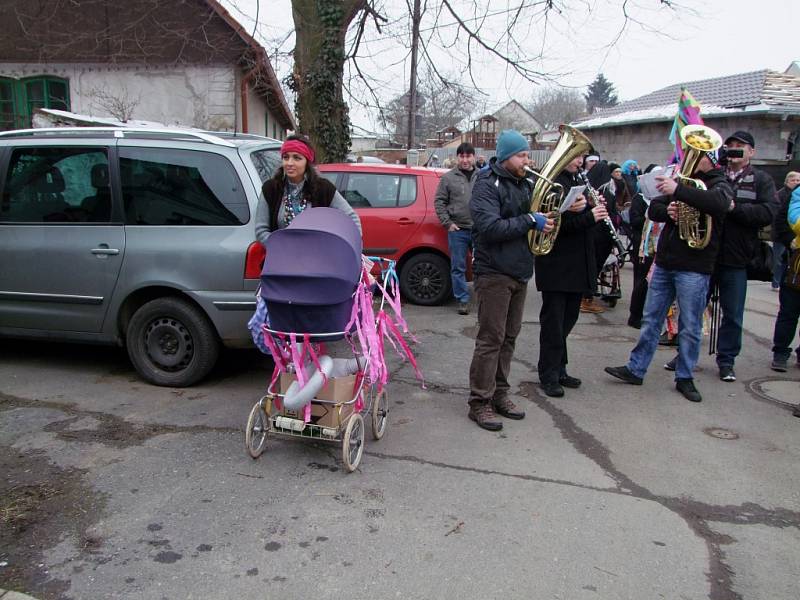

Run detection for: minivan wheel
[[126, 297, 220, 387], [400, 253, 451, 306]]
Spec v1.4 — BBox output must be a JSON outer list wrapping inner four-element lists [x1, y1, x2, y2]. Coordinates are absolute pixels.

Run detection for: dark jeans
[[772, 283, 800, 361], [468, 273, 528, 404], [714, 265, 748, 368], [772, 241, 787, 289], [629, 255, 654, 325], [448, 229, 472, 303], [538, 291, 582, 385]]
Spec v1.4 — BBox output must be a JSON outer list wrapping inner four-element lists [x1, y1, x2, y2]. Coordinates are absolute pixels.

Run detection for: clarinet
[[578, 172, 626, 255]]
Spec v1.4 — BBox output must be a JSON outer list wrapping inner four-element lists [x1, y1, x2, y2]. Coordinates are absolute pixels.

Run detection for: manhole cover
[[747, 377, 800, 409], [703, 427, 739, 440]]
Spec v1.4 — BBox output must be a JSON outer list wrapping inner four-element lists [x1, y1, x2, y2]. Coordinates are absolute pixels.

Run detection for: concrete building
[[571, 68, 800, 170], [0, 0, 294, 136]]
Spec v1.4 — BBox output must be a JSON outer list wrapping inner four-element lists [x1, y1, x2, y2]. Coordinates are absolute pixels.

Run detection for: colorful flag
[[668, 87, 703, 163]]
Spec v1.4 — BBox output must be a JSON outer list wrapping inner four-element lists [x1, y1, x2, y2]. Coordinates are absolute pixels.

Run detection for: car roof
[[319, 163, 447, 176], [0, 127, 282, 150]]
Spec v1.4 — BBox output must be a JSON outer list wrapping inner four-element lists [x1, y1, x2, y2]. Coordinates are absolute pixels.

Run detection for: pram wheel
[[245, 400, 270, 459], [342, 413, 365, 472], [371, 389, 388, 440]]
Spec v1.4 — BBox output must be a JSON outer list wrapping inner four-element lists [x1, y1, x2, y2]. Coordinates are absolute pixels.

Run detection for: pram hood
[[260, 207, 362, 334]]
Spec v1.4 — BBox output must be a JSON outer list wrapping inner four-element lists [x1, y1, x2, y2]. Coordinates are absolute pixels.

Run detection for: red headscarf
[[280, 139, 315, 164]]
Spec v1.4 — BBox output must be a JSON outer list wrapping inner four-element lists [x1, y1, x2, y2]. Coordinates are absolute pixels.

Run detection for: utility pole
[[406, 0, 421, 150]]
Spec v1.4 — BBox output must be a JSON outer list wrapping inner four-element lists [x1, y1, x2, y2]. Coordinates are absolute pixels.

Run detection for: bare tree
[[382, 68, 486, 146], [526, 87, 587, 130], [282, 0, 681, 159], [87, 85, 142, 122]]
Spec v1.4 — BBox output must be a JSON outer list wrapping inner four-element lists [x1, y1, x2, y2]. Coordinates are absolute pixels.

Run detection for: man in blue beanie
[[467, 129, 554, 431]]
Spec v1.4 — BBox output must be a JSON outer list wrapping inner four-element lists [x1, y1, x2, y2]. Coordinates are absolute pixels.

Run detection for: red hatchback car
[[317, 163, 453, 305]]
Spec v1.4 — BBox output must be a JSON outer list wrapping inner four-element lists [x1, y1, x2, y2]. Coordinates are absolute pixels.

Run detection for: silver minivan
[[0, 127, 281, 386]]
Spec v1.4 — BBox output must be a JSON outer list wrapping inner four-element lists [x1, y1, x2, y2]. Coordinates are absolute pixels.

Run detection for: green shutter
[[0, 79, 16, 131]]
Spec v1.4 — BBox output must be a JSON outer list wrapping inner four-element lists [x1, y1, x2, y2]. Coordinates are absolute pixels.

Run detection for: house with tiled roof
[[0, 0, 294, 136], [571, 67, 800, 171]]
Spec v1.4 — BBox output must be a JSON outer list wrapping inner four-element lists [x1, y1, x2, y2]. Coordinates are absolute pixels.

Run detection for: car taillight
[[244, 241, 266, 279]]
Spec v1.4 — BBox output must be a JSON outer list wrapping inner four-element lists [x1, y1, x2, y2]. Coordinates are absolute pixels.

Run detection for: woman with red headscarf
[[255, 135, 361, 245]]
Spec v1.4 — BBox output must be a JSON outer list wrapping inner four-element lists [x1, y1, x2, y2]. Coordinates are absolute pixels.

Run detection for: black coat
[[772, 186, 796, 248], [534, 170, 600, 293], [470, 158, 538, 282], [650, 168, 733, 275], [717, 166, 778, 267]]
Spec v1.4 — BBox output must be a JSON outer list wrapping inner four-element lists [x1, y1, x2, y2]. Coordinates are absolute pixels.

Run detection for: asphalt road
[[1, 267, 799, 600]]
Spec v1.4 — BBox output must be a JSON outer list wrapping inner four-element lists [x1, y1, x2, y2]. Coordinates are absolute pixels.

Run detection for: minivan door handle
[[91, 244, 120, 256]]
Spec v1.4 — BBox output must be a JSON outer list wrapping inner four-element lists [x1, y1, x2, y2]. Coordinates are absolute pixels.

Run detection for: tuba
[[527, 124, 594, 255], [674, 124, 722, 249]]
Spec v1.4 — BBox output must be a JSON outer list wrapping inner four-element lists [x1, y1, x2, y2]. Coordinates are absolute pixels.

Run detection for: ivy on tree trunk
[[289, 0, 362, 163]]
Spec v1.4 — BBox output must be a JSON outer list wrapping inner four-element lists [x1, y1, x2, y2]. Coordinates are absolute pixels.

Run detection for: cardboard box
[[279, 373, 358, 428]]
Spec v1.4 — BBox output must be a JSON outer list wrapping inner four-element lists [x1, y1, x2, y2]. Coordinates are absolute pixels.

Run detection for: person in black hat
[[711, 130, 778, 382]]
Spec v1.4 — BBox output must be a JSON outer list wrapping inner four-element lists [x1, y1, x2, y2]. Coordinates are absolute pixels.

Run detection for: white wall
[[1, 63, 245, 131]]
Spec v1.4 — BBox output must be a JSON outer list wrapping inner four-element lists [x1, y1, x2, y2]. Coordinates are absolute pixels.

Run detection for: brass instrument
[[675, 124, 723, 249], [526, 124, 594, 255]]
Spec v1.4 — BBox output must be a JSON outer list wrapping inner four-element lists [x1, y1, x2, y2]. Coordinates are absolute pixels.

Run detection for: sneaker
[[676, 378, 702, 402], [492, 396, 525, 420], [559, 374, 582, 388], [468, 402, 502, 431], [540, 381, 564, 397], [719, 366, 736, 382], [604, 365, 643, 385], [457, 302, 470, 315], [664, 357, 677, 372], [771, 357, 788, 372], [580, 298, 605, 314]]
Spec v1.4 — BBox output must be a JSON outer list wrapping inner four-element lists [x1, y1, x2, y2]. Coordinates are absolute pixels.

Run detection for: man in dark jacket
[[770, 182, 800, 372], [535, 155, 608, 397], [467, 130, 553, 431], [605, 151, 733, 402], [713, 131, 778, 382], [434, 142, 477, 314]]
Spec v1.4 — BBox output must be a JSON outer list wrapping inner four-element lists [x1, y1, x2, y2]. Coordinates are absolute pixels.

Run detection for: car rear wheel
[[400, 253, 451, 306], [126, 297, 220, 387]]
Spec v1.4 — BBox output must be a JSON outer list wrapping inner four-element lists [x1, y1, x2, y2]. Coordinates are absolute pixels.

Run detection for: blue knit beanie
[[495, 129, 530, 163]]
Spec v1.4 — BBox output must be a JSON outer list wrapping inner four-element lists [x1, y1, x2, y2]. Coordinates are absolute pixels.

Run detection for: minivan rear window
[[120, 148, 248, 226], [250, 148, 281, 184]]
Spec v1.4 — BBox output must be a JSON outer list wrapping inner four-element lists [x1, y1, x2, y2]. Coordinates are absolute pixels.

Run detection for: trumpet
[[577, 171, 626, 256]]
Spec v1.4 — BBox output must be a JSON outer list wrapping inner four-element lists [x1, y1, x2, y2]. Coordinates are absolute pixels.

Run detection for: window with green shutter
[[0, 76, 70, 130]]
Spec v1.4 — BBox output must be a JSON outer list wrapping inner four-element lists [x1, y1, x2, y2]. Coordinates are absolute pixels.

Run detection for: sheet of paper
[[559, 185, 586, 213], [638, 171, 664, 200]]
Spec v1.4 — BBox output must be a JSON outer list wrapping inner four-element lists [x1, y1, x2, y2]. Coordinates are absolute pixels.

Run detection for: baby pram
[[595, 207, 638, 306], [244, 207, 417, 472]]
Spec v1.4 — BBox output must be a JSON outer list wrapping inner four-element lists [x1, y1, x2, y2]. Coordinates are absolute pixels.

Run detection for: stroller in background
[[595, 212, 635, 307], [244, 207, 417, 472]]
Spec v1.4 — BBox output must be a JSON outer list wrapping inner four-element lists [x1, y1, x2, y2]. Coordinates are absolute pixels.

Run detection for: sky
[[221, 0, 798, 133]]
